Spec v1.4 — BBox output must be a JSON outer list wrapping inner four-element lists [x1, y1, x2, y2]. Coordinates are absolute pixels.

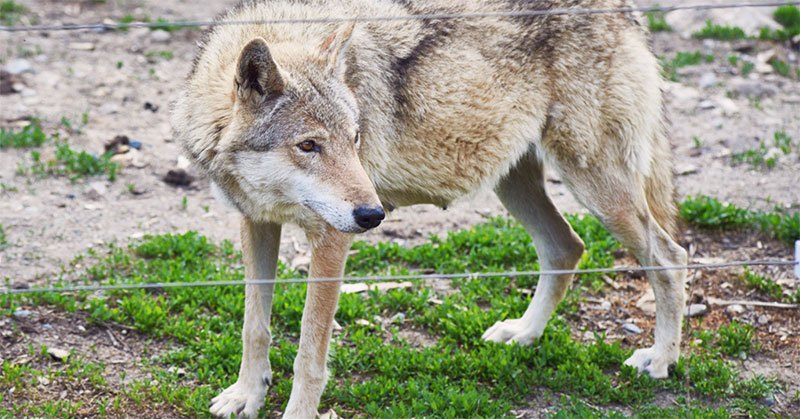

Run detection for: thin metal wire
[[0, 2, 797, 33], [2, 259, 796, 296]]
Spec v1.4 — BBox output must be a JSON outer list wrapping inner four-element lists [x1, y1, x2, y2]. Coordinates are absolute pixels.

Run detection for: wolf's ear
[[319, 22, 355, 79], [235, 38, 284, 105]]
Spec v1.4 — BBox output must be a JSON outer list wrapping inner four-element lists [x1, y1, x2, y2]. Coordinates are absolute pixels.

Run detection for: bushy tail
[[645, 128, 679, 239]]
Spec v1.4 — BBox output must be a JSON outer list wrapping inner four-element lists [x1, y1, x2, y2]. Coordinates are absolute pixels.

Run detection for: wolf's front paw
[[481, 318, 541, 345], [209, 380, 267, 418], [624, 346, 677, 379]]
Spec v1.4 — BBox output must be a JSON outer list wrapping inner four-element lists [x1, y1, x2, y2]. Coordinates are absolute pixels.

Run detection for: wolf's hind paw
[[481, 318, 541, 346], [210, 381, 267, 418]]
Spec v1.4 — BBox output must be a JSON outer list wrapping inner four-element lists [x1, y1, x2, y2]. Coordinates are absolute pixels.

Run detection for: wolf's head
[[178, 25, 384, 233]]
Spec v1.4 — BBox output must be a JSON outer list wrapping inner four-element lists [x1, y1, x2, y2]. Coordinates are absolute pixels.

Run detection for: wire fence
[[3, 259, 798, 296], [0, 1, 798, 32]]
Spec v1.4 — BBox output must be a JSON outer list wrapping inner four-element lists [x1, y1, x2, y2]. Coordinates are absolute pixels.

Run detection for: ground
[[0, 0, 799, 417]]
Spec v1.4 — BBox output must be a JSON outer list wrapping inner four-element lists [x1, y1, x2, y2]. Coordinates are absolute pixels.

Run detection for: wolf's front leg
[[283, 229, 352, 419], [210, 219, 281, 419]]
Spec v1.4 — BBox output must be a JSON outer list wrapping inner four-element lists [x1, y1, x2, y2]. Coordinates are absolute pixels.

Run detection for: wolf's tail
[[645, 126, 679, 239]]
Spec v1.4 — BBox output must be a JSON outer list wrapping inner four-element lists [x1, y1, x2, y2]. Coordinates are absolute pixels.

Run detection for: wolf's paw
[[624, 346, 677, 379], [481, 318, 541, 345], [209, 380, 268, 418]]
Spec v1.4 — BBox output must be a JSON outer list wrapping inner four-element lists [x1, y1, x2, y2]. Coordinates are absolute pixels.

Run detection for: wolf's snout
[[353, 206, 385, 230]]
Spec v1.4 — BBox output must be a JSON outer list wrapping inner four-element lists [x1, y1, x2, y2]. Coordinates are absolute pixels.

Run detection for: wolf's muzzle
[[353, 206, 385, 230]]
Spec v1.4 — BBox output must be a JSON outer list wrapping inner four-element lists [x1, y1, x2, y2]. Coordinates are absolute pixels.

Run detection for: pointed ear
[[319, 22, 356, 79], [235, 38, 284, 106]]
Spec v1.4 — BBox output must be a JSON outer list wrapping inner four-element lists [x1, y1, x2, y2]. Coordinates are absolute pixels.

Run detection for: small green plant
[[0, 0, 26, 26], [180, 196, 188, 211], [759, 5, 800, 41], [0, 119, 48, 149], [692, 136, 703, 149], [769, 58, 792, 78], [661, 51, 715, 81], [692, 21, 747, 40], [732, 131, 795, 170], [742, 269, 783, 301], [717, 321, 757, 358], [680, 195, 800, 244], [29, 142, 118, 182], [645, 6, 672, 32], [144, 50, 174, 62], [0, 224, 7, 249], [741, 61, 755, 77]]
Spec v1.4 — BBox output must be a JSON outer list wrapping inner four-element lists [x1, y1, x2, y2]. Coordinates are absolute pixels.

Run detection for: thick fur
[[172, 1, 687, 418]]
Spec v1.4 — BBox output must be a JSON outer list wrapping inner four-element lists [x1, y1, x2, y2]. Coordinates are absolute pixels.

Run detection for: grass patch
[[0, 0, 25, 26], [0, 224, 7, 249], [759, 4, 800, 42], [24, 142, 118, 182], [731, 131, 795, 170], [742, 268, 800, 304], [660, 51, 715, 81], [116, 15, 183, 32], [692, 20, 747, 40], [1, 214, 783, 417], [0, 120, 48, 149], [645, 6, 671, 32], [680, 195, 800, 244]]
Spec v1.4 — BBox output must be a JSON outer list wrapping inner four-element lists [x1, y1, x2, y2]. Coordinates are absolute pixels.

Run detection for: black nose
[[353, 206, 385, 230]]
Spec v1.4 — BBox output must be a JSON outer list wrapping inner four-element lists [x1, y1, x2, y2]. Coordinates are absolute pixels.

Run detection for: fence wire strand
[[2, 259, 797, 296], [0, 2, 798, 32]]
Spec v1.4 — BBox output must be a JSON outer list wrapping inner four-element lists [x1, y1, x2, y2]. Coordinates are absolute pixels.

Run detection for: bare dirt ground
[[1, 0, 799, 416]]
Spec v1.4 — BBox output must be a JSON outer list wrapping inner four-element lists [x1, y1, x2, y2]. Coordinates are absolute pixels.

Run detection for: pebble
[[13, 309, 32, 318], [685, 304, 708, 317], [47, 347, 71, 362], [129, 140, 143, 150], [4, 58, 33, 75], [731, 79, 776, 98], [68, 42, 96, 51], [150, 29, 172, 43], [757, 314, 770, 325], [698, 72, 717, 89], [726, 304, 745, 315], [163, 169, 195, 187], [676, 163, 699, 176], [598, 300, 612, 311], [390, 313, 406, 324], [698, 100, 716, 110], [623, 323, 642, 334]]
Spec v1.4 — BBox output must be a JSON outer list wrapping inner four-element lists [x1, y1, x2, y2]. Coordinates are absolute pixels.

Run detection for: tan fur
[[172, 1, 687, 417]]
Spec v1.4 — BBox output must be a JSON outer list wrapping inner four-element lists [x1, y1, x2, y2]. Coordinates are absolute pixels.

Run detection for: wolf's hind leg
[[210, 219, 280, 419], [557, 159, 687, 378], [483, 151, 585, 345]]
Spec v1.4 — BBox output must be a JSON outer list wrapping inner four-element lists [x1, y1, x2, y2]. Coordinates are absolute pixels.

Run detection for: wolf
[[172, 0, 688, 417]]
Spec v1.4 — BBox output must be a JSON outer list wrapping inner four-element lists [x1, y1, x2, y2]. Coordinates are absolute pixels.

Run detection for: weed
[[759, 5, 800, 41], [680, 195, 800, 244], [126, 183, 137, 194], [717, 321, 757, 358], [180, 196, 188, 211], [691, 136, 703, 149], [29, 142, 118, 182], [661, 51, 714, 81], [0, 0, 26, 26], [741, 61, 755, 77], [144, 50, 174, 62], [769, 58, 792, 78], [0, 224, 7, 249], [645, 7, 671, 32], [0, 119, 48, 149], [692, 21, 747, 40], [732, 131, 795, 170]]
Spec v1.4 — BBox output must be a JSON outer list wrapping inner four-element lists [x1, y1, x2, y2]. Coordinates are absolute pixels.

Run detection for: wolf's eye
[[298, 140, 319, 153]]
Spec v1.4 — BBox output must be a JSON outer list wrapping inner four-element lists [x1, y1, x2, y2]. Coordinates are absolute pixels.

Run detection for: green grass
[[660, 51, 715, 82], [0, 224, 7, 249], [25, 142, 118, 182], [731, 131, 796, 170], [759, 5, 800, 42], [645, 6, 671, 33], [0, 120, 48, 149], [0, 0, 25, 26], [116, 15, 183, 32], [692, 21, 747, 40], [1, 213, 785, 417], [680, 195, 800, 244], [742, 268, 800, 304]]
